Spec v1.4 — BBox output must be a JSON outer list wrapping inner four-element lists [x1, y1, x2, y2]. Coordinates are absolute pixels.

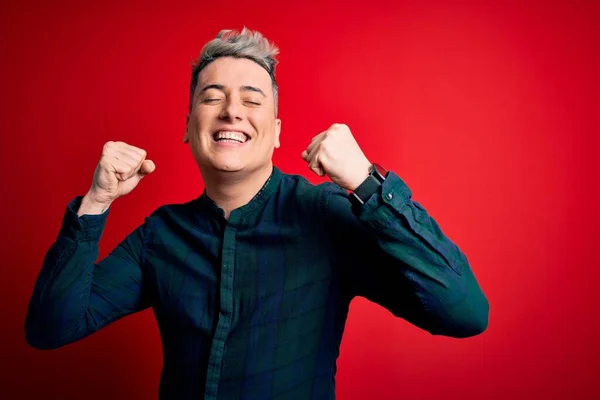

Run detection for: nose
[[219, 96, 243, 122]]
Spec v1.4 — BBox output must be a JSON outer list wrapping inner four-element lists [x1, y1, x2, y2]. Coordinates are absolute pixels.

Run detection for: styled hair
[[189, 27, 280, 115]]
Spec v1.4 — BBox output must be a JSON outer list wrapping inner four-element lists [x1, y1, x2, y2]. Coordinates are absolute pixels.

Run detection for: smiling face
[[184, 57, 281, 176]]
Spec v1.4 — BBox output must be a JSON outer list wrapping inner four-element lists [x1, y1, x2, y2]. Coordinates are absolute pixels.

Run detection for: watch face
[[372, 163, 388, 178]]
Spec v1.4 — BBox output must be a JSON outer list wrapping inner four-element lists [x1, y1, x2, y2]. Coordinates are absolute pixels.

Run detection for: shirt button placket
[[204, 216, 239, 399]]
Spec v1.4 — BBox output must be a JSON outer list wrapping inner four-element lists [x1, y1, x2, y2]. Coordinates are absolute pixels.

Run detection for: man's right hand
[[78, 141, 155, 216]]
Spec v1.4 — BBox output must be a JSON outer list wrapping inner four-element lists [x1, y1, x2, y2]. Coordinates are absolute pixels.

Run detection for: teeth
[[215, 131, 247, 143]]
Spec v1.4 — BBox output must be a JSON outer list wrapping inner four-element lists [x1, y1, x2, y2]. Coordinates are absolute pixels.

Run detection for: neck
[[201, 163, 274, 219]]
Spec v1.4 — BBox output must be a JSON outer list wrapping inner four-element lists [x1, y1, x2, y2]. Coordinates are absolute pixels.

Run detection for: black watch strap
[[348, 163, 388, 206]]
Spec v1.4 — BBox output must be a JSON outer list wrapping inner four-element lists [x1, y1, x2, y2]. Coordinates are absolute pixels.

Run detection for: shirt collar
[[195, 166, 282, 218]]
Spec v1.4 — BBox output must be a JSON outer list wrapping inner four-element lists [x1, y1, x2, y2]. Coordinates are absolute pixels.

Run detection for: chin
[[216, 165, 245, 173], [212, 159, 247, 172], [194, 152, 242, 172]]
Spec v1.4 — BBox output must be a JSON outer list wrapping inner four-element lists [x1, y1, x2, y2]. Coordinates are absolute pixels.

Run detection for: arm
[[326, 172, 489, 338], [24, 196, 151, 349], [302, 123, 488, 337]]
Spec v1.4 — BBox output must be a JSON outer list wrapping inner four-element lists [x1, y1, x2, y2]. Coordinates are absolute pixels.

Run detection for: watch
[[348, 163, 389, 207]]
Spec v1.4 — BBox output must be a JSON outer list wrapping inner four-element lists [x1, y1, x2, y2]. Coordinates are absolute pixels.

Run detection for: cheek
[[250, 114, 276, 135], [193, 107, 218, 129], [187, 117, 208, 147]]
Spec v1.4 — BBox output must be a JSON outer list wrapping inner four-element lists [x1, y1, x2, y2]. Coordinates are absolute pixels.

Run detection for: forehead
[[197, 57, 272, 90]]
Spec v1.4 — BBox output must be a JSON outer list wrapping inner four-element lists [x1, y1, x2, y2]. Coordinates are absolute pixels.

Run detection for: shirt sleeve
[[25, 196, 152, 349], [323, 172, 489, 338]]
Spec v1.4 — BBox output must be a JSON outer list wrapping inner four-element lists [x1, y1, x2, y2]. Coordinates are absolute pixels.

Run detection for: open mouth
[[212, 130, 250, 144]]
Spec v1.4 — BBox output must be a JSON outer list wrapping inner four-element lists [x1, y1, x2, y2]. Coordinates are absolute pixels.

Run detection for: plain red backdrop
[[1, 0, 598, 399]]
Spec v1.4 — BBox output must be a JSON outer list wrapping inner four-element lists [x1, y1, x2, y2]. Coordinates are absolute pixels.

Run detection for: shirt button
[[386, 193, 393, 200]]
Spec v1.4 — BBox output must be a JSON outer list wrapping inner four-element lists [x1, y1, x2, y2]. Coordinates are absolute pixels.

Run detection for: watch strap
[[348, 163, 388, 206]]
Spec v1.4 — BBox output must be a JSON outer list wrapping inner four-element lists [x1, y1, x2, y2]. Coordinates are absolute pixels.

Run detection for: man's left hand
[[301, 123, 372, 191]]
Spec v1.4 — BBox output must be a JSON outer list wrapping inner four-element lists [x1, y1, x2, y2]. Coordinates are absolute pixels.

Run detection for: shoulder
[[276, 172, 364, 246], [141, 198, 200, 234], [277, 170, 350, 215], [149, 198, 197, 218]]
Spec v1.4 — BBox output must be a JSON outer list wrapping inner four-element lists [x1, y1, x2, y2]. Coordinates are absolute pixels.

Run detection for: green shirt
[[25, 166, 489, 399]]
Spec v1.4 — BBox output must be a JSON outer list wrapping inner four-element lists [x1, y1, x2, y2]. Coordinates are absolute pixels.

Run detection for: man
[[25, 28, 489, 399]]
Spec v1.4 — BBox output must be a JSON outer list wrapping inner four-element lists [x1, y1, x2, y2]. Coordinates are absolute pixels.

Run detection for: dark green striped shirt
[[25, 166, 488, 399]]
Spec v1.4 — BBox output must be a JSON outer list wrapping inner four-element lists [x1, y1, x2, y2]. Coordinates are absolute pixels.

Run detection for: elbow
[[25, 329, 65, 351], [431, 296, 490, 339], [448, 297, 490, 338], [474, 303, 490, 335], [454, 310, 488, 338], [435, 314, 488, 339], [470, 293, 490, 336], [24, 316, 66, 350], [25, 334, 57, 351], [24, 324, 53, 350]]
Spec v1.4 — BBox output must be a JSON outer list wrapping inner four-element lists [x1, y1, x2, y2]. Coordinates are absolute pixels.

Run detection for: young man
[[25, 28, 489, 399]]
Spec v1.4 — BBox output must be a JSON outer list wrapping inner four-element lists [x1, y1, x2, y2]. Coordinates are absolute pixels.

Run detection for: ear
[[274, 118, 282, 149], [183, 114, 190, 143]]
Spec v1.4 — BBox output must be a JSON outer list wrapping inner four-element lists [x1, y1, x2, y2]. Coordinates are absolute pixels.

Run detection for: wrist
[[348, 160, 372, 192], [348, 163, 389, 207], [78, 193, 112, 216]]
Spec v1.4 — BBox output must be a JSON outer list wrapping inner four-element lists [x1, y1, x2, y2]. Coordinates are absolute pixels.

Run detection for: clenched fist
[[301, 124, 371, 191], [78, 141, 155, 216]]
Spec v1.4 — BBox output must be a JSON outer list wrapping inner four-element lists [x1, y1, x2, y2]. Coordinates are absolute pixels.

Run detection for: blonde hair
[[189, 27, 280, 115]]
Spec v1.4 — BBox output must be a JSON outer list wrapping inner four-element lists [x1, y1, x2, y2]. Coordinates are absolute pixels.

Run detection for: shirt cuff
[[59, 196, 110, 241], [352, 171, 412, 227]]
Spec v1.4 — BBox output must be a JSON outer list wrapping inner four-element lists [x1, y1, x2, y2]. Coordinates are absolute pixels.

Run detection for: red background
[[1, 1, 598, 399]]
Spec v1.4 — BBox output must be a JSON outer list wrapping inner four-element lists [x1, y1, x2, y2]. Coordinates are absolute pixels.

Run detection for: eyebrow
[[200, 84, 266, 97], [240, 85, 266, 97]]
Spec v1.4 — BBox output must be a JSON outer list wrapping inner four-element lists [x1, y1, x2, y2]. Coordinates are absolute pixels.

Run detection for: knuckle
[[331, 123, 348, 133], [103, 141, 114, 153], [98, 157, 108, 169], [98, 152, 110, 166]]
